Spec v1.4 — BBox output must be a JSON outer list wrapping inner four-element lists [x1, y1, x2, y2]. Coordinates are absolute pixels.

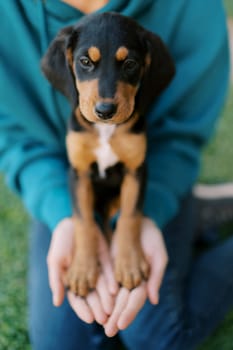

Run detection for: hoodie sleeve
[[143, 0, 230, 229], [0, 112, 72, 231]]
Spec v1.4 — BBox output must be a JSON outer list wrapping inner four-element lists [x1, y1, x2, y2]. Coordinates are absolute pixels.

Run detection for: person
[[0, 0, 232, 349]]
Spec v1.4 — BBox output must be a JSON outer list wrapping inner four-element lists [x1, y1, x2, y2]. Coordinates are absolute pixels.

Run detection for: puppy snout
[[95, 102, 117, 120]]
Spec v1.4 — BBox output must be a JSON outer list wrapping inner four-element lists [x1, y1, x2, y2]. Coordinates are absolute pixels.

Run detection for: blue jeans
[[28, 196, 233, 350]]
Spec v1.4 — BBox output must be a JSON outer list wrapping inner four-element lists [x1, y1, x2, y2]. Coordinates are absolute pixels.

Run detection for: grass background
[[0, 2, 233, 349], [225, 0, 233, 16]]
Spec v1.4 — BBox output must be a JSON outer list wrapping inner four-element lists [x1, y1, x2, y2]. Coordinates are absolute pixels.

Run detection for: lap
[[28, 195, 233, 350], [121, 197, 233, 350]]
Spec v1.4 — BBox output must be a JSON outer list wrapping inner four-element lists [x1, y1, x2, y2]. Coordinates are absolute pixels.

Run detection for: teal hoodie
[[0, 0, 230, 231]]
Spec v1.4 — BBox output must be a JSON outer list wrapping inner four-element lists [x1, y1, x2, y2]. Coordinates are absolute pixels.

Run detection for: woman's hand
[[47, 217, 118, 324], [104, 217, 168, 337], [47, 216, 168, 334]]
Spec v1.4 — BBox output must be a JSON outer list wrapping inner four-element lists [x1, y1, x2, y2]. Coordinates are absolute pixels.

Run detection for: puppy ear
[[138, 30, 175, 114], [41, 26, 78, 106]]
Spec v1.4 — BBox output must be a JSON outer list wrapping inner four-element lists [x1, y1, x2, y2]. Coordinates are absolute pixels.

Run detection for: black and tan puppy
[[42, 12, 175, 297]]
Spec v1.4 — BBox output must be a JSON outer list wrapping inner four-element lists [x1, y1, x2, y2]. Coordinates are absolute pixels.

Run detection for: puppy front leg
[[114, 169, 150, 289], [65, 168, 100, 297]]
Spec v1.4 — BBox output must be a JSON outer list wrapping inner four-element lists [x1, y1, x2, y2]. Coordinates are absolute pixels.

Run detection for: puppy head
[[41, 12, 175, 123]]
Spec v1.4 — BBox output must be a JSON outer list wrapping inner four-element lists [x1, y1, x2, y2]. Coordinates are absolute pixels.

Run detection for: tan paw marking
[[114, 246, 150, 290], [65, 252, 100, 297]]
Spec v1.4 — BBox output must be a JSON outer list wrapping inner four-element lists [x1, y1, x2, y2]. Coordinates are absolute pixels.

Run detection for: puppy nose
[[95, 102, 117, 120]]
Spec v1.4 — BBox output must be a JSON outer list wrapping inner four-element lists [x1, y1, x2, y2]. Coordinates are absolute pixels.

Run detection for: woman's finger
[[147, 258, 167, 305], [104, 288, 129, 337], [141, 217, 168, 305], [47, 217, 75, 306], [47, 257, 65, 306], [147, 237, 168, 304], [67, 291, 94, 324], [117, 283, 147, 329], [86, 290, 108, 325], [96, 275, 115, 315]]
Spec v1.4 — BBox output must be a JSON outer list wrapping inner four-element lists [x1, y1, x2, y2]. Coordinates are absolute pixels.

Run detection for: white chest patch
[[94, 124, 119, 178]]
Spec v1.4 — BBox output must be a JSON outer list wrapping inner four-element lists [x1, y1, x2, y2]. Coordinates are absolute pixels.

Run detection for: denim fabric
[[28, 196, 233, 350]]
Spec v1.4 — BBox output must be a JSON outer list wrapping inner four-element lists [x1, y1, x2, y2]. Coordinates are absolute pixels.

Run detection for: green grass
[[199, 312, 233, 350], [199, 87, 233, 183], [0, 182, 30, 349], [224, 0, 233, 16]]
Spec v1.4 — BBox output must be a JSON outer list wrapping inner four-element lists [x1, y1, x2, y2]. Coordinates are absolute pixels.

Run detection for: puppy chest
[[94, 124, 119, 178], [66, 127, 146, 175]]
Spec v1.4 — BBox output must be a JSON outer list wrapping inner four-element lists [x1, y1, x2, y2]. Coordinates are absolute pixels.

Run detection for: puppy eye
[[79, 56, 94, 71], [123, 59, 138, 72]]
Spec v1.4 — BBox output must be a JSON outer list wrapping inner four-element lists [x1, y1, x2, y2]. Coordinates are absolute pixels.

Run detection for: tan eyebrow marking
[[66, 47, 73, 67], [115, 46, 129, 61], [88, 46, 101, 62], [145, 53, 151, 68]]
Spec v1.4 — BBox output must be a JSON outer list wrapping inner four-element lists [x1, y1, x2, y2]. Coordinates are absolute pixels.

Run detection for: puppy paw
[[64, 253, 100, 297], [114, 247, 150, 290]]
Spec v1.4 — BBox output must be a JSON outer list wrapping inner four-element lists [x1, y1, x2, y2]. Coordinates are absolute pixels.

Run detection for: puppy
[[42, 12, 175, 297]]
